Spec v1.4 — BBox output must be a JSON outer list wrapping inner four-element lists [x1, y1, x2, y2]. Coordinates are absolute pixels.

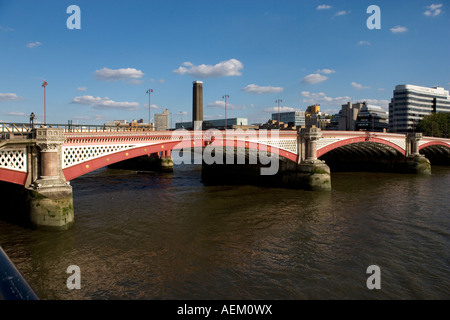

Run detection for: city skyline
[[0, 0, 449, 125]]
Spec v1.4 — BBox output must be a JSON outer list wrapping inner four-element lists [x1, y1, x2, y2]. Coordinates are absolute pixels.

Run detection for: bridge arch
[[62, 136, 299, 181], [419, 141, 450, 165], [317, 137, 406, 158], [62, 141, 181, 181], [318, 138, 406, 172]]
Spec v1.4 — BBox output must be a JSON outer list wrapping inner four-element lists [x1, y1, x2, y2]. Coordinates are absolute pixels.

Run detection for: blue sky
[[0, 0, 449, 126]]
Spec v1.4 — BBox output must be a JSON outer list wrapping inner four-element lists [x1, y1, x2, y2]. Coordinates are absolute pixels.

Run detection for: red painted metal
[[0, 168, 28, 185], [419, 141, 450, 151], [317, 137, 406, 157]]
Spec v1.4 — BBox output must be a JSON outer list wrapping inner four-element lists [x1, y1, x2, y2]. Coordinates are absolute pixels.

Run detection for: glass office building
[[271, 111, 305, 127], [389, 85, 450, 133]]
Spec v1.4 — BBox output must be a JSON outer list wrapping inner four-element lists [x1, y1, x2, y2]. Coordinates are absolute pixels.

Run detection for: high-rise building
[[389, 84, 450, 133], [356, 104, 389, 132], [305, 104, 320, 128], [338, 102, 365, 131], [155, 109, 169, 131], [271, 111, 305, 127]]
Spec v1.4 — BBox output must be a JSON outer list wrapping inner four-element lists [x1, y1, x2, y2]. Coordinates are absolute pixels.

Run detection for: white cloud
[[173, 59, 244, 78], [0, 93, 20, 101], [263, 106, 296, 113], [129, 79, 143, 85], [242, 84, 284, 94], [316, 68, 336, 74], [77, 87, 87, 91], [71, 95, 140, 111], [207, 101, 230, 109], [424, 4, 443, 17], [301, 73, 328, 84], [0, 26, 14, 32], [94, 67, 145, 82], [207, 100, 245, 110], [146, 104, 161, 110], [390, 26, 408, 33], [358, 40, 371, 46], [6, 111, 26, 116], [301, 91, 389, 110], [363, 99, 390, 109], [94, 114, 110, 121], [317, 4, 332, 10], [150, 78, 166, 83], [351, 82, 370, 90], [334, 10, 348, 16], [27, 41, 42, 48], [301, 91, 352, 106]]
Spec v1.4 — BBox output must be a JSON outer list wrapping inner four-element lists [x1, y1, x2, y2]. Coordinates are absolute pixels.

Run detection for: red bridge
[[0, 124, 449, 230]]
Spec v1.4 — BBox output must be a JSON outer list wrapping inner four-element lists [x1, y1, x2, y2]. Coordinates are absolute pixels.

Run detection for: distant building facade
[[104, 120, 128, 127], [271, 111, 305, 127], [356, 104, 389, 132], [155, 109, 169, 131], [338, 102, 365, 131], [175, 118, 248, 130], [305, 105, 321, 128], [334, 102, 388, 132], [389, 84, 450, 133]]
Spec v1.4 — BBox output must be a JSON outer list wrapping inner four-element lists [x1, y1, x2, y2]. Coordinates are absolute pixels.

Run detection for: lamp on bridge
[[42, 81, 48, 126], [275, 99, 282, 129], [29, 112, 35, 129], [146, 88, 153, 131], [222, 94, 229, 129]]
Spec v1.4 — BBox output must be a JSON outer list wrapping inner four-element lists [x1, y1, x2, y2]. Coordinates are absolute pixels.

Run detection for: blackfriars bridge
[[0, 123, 449, 230]]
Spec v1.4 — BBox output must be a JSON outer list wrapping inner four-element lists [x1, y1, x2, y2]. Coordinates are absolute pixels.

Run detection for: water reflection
[[0, 165, 449, 299]]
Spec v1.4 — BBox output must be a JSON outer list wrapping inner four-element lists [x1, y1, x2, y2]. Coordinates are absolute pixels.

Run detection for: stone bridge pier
[[27, 128, 74, 230], [405, 132, 431, 174], [201, 127, 332, 191], [281, 127, 331, 191]]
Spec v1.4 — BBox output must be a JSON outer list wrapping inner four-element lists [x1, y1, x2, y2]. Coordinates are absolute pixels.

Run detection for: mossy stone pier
[[28, 128, 74, 230]]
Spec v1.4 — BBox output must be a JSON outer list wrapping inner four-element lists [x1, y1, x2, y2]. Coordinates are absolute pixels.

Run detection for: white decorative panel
[[254, 139, 297, 154], [62, 144, 136, 168], [0, 148, 27, 172]]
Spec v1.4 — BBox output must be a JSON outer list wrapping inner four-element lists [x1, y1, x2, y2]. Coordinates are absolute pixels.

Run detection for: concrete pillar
[[293, 127, 331, 191], [300, 127, 322, 162], [406, 132, 422, 156], [27, 128, 74, 230], [405, 132, 431, 174]]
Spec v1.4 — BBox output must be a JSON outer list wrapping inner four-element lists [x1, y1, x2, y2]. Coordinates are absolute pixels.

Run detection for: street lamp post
[[222, 95, 229, 129], [275, 99, 282, 128], [146, 89, 153, 131], [42, 81, 48, 126]]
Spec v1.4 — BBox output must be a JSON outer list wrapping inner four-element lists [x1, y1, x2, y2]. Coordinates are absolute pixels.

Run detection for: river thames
[[0, 164, 449, 300]]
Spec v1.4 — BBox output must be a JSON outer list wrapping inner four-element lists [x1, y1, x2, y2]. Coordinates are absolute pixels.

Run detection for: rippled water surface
[[0, 165, 449, 300]]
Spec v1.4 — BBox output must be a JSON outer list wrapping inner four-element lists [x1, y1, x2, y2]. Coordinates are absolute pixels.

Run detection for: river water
[[0, 164, 449, 300]]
